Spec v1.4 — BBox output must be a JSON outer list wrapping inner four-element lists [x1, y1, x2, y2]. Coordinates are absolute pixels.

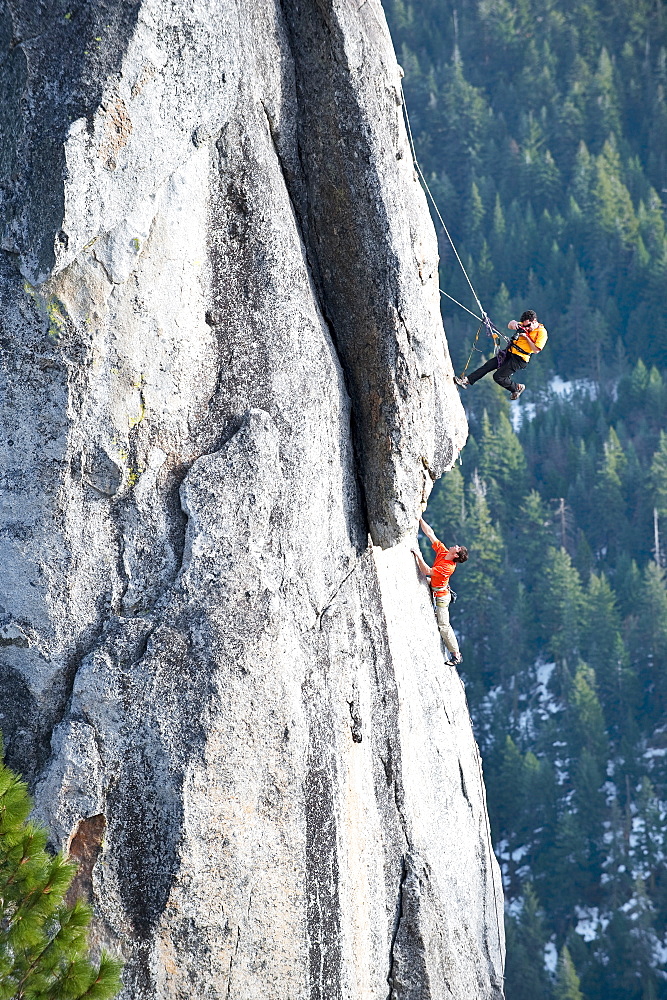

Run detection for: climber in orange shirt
[[454, 309, 548, 400], [411, 517, 468, 665]]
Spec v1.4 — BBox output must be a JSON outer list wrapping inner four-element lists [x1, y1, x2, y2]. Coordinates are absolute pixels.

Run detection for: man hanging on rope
[[411, 518, 468, 665], [454, 310, 548, 400]]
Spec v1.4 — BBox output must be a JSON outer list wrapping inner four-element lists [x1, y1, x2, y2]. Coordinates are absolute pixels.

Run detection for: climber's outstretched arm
[[411, 547, 432, 579], [419, 517, 438, 545]]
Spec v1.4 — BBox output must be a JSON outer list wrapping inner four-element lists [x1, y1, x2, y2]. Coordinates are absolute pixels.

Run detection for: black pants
[[467, 351, 528, 393]]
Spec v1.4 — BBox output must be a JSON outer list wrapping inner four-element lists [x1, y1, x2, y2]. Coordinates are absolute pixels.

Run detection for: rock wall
[[0, 0, 503, 997]]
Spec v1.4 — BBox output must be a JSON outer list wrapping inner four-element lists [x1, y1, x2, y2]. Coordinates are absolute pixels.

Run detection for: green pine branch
[[0, 739, 123, 1000]]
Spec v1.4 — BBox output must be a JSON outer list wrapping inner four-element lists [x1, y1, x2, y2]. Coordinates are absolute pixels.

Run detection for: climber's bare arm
[[411, 547, 432, 579], [419, 518, 438, 545]]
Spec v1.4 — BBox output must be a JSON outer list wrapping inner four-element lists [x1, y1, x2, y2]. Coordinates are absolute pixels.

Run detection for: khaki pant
[[434, 590, 460, 656]]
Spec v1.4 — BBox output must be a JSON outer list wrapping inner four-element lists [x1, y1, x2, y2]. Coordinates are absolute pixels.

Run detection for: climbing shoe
[[510, 383, 525, 400], [454, 375, 470, 388], [447, 652, 463, 665]]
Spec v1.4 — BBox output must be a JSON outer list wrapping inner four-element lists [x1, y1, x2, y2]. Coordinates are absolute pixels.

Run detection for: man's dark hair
[[520, 309, 537, 323], [455, 546, 468, 563]]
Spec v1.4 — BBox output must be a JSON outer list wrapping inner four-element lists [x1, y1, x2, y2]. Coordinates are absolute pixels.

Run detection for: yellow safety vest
[[508, 323, 548, 360]]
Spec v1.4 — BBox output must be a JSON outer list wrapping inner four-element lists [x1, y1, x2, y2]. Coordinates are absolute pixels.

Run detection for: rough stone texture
[[0, 0, 502, 997]]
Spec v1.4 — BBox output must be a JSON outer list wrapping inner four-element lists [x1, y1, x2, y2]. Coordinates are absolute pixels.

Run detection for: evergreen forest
[[381, 0, 667, 997]]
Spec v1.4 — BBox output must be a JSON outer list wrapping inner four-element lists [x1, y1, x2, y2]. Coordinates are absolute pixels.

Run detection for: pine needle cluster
[[0, 743, 123, 1000]]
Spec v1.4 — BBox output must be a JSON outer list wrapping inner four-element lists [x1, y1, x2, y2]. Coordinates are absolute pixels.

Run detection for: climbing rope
[[401, 83, 484, 317], [461, 323, 484, 376], [400, 80, 510, 368]]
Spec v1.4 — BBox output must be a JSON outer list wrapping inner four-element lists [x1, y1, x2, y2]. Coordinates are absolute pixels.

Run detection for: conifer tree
[[554, 946, 584, 1000], [571, 747, 606, 876], [459, 472, 508, 685], [478, 410, 527, 526], [590, 427, 628, 559], [589, 47, 620, 146], [581, 572, 634, 733], [632, 561, 667, 718], [493, 735, 524, 850], [535, 546, 584, 677], [568, 662, 608, 765], [518, 491, 557, 653], [634, 777, 664, 895], [425, 464, 465, 542], [562, 266, 595, 373], [649, 430, 667, 518], [503, 884, 552, 1000], [0, 744, 122, 1000]]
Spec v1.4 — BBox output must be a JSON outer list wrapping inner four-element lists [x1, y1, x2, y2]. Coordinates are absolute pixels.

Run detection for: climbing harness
[[400, 83, 510, 376]]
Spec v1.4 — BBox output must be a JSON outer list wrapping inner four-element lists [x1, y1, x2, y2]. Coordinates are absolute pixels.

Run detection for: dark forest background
[[381, 1, 667, 997]]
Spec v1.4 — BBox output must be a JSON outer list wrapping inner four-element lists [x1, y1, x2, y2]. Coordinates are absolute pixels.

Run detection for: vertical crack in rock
[[386, 855, 460, 1000], [387, 855, 438, 1000], [386, 854, 408, 1000], [347, 676, 363, 743], [226, 925, 242, 1000], [259, 93, 374, 535], [278, 0, 401, 545], [459, 759, 472, 810], [305, 737, 343, 1000], [278, 0, 456, 546]]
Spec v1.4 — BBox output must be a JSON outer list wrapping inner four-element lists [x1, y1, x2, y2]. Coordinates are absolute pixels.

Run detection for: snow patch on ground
[[653, 936, 667, 966], [544, 940, 558, 973], [505, 895, 524, 918], [511, 376, 598, 430], [535, 661, 557, 707], [550, 376, 598, 398], [575, 906, 609, 941]]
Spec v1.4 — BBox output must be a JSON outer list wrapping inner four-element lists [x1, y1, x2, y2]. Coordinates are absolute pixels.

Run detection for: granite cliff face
[[0, 0, 503, 997]]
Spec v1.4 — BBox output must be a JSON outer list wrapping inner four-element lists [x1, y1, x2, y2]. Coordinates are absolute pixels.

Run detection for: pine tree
[[588, 47, 621, 147], [478, 409, 528, 526], [568, 662, 608, 766], [589, 427, 628, 560], [634, 776, 664, 895], [503, 884, 553, 1000], [424, 464, 466, 543], [562, 266, 595, 373], [493, 735, 525, 852], [458, 472, 509, 687], [633, 561, 667, 720], [554, 946, 584, 1000], [535, 546, 584, 678], [517, 490, 558, 654], [649, 430, 667, 518], [581, 572, 635, 734], [0, 744, 122, 1000]]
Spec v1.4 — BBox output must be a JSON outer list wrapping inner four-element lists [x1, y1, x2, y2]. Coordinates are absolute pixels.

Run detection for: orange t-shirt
[[430, 540, 456, 590]]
